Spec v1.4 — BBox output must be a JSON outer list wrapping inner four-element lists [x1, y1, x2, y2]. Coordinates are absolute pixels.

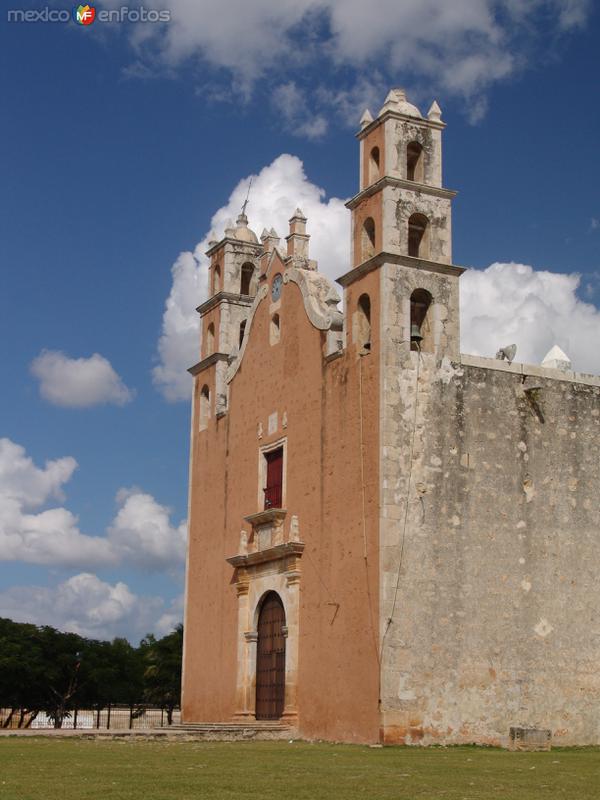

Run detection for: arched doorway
[[255, 592, 286, 720]]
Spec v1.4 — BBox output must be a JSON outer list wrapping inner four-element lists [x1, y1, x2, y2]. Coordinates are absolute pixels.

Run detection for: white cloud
[[0, 437, 76, 507], [0, 573, 164, 641], [154, 151, 600, 399], [154, 593, 184, 637], [105, 0, 589, 123], [460, 262, 600, 373], [555, 0, 590, 29], [153, 154, 349, 400], [0, 439, 186, 570], [30, 350, 134, 408], [0, 438, 113, 567], [109, 488, 187, 570], [272, 82, 328, 140]]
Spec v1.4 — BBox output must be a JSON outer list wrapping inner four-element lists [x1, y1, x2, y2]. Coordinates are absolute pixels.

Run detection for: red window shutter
[[264, 448, 283, 509]]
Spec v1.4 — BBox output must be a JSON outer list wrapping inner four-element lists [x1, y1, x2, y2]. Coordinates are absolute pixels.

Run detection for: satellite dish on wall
[[495, 344, 517, 364]]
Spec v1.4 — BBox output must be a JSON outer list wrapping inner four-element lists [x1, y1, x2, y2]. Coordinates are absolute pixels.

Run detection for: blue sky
[[0, 0, 599, 641]]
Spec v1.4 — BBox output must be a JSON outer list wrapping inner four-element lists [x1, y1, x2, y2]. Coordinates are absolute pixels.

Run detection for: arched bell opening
[[240, 262, 254, 296], [199, 384, 211, 430], [408, 213, 430, 259], [368, 146, 380, 184], [407, 141, 424, 182], [361, 217, 376, 262], [356, 293, 371, 353], [410, 288, 433, 353], [205, 322, 215, 357]]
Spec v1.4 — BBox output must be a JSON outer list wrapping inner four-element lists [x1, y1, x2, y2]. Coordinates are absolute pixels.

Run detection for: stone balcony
[[226, 509, 303, 570]]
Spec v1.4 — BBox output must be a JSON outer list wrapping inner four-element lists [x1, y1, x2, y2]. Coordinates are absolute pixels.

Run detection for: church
[[181, 89, 600, 746]]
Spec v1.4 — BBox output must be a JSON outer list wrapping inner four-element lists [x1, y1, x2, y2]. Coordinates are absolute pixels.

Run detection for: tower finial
[[428, 100, 442, 122], [360, 109, 373, 129]]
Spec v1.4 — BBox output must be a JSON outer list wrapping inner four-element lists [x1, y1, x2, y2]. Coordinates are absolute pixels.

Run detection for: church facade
[[181, 89, 600, 746]]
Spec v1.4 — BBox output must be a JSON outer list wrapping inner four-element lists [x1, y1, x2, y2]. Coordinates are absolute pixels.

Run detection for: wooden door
[[255, 593, 286, 720]]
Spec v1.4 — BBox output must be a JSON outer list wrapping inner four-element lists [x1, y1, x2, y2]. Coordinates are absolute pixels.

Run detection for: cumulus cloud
[[0, 573, 164, 641], [30, 350, 134, 408], [460, 262, 600, 373], [0, 438, 113, 567], [154, 152, 600, 399], [153, 154, 349, 400], [272, 82, 329, 140], [106, 0, 589, 123], [0, 438, 186, 569], [109, 488, 187, 570], [154, 593, 184, 637]]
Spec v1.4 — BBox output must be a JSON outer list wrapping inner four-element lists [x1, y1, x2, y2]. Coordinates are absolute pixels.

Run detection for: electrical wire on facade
[[359, 353, 382, 665], [379, 343, 422, 662]]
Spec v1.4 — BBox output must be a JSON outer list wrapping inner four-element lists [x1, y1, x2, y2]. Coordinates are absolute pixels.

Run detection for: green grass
[[0, 739, 598, 799]]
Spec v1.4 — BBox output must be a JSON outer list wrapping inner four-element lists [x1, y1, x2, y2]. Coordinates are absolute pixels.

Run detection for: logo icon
[[73, 4, 95, 25]]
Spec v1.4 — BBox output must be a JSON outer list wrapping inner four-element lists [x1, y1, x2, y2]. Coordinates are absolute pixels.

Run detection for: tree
[[36, 626, 87, 728], [0, 618, 183, 729], [0, 618, 47, 728], [141, 625, 183, 724]]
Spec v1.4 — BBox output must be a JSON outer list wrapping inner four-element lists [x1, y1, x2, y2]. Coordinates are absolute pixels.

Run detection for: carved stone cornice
[[336, 251, 466, 288], [227, 541, 304, 569], [345, 175, 456, 210], [356, 108, 445, 140], [244, 509, 287, 527], [187, 352, 229, 376], [196, 291, 254, 315]]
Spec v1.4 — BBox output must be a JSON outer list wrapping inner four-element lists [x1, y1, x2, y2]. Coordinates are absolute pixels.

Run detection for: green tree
[[141, 625, 183, 724], [36, 626, 87, 728], [0, 618, 47, 727]]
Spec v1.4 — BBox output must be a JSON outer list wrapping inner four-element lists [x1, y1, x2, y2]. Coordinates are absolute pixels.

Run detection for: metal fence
[[0, 706, 181, 730]]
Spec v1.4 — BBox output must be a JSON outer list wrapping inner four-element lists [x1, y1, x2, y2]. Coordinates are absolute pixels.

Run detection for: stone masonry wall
[[379, 324, 600, 745]]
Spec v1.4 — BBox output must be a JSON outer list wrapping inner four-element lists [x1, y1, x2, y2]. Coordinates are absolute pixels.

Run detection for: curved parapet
[[226, 267, 343, 385], [283, 268, 343, 331]]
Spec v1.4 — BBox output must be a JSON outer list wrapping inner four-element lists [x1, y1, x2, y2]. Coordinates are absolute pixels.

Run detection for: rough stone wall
[[383, 118, 442, 187], [379, 320, 600, 744], [383, 186, 452, 264], [221, 241, 260, 297]]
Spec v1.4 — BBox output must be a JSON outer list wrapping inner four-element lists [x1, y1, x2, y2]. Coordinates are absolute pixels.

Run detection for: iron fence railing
[[0, 705, 181, 730]]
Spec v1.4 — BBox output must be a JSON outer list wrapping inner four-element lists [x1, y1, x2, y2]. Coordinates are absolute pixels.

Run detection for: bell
[[410, 323, 423, 343]]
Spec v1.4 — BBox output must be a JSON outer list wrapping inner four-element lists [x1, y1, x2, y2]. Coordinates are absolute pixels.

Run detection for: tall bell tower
[[343, 88, 463, 358], [339, 89, 467, 742]]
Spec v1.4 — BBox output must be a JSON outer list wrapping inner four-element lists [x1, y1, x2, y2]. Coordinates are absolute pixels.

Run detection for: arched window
[[213, 264, 221, 293], [407, 141, 424, 182], [368, 146, 380, 184], [205, 322, 215, 357], [408, 213, 430, 259], [239, 319, 246, 349], [355, 293, 371, 353], [410, 288, 433, 352], [199, 384, 210, 430], [240, 262, 254, 296], [270, 313, 280, 345], [361, 217, 376, 261]]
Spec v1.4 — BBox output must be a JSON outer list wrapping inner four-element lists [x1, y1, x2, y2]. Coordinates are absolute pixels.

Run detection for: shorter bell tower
[[190, 212, 261, 418]]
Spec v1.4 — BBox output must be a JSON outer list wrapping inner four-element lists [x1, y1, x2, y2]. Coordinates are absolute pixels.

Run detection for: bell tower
[[191, 212, 261, 418], [344, 88, 463, 359]]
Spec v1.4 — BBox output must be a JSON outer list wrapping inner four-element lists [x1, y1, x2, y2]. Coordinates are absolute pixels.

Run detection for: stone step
[[169, 721, 292, 740]]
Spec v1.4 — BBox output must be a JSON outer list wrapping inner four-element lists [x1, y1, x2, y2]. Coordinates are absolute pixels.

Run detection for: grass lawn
[[0, 738, 598, 799]]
